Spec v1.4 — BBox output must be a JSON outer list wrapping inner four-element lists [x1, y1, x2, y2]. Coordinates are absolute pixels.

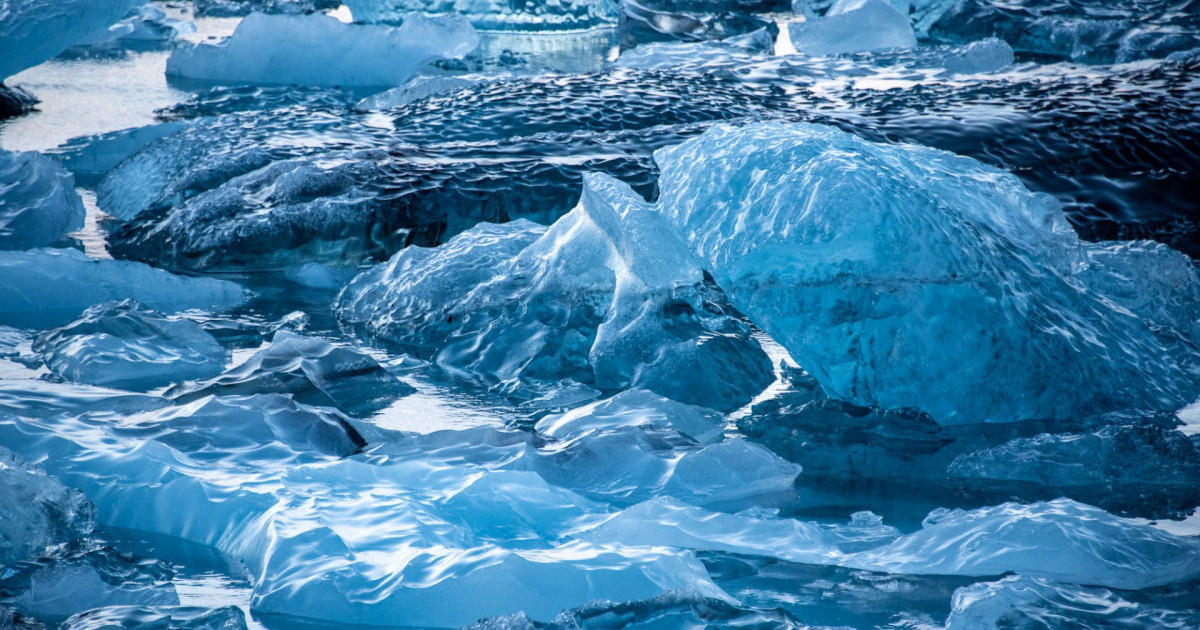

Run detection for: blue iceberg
[[651, 122, 1200, 424]]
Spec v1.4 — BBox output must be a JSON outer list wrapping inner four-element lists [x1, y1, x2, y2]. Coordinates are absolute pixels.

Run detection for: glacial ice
[[847, 499, 1200, 589], [535, 389, 726, 444], [0, 446, 94, 568], [166, 12, 479, 88], [51, 123, 188, 187], [32, 300, 229, 392], [193, 0, 340, 17], [9, 561, 179, 622], [353, 75, 494, 111], [788, 0, 917, 56], [652, 122, 1200, 424], [62, 606, 249, 630], [620, 0, 778, 47], [166, 331, 414, 416], [945, 576, 1200, 630], [66, 4, 195, 56], [0, 0, 141, 80], [344, 0, 619, 31], [0, 249, 247, 329], [0, 150, 86, 250], [336, 173, 773, 411]]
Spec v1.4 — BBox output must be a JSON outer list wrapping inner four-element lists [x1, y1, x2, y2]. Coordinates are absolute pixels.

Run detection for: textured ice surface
[[652, 122, 1200, 424], [945, 576, 1200, 630], [0, 446, 94, 568], [0, 413, 732, 627], [789, 0, 916, 56], [344, 0, 618, 31], [166, 331, 414, 416], [848, 499, 1200, 589], [926, 0, 1200, 64], [336, 173, 773, 411], [166, 12, 478, 88], [8, 559, 179, 622], [33, 300, 228, 392], [0, 0, 141, 80], [0, 249, 246, 329], [0, 150, 86, 250], [353, 75, 494, 110], [620, 0, 779, 47], [193, 0, 340, 16], [62, 606, 248, 630], [102, 69, 774, 271], [536, 389, 726, 443], [51, 123, 187, 187]]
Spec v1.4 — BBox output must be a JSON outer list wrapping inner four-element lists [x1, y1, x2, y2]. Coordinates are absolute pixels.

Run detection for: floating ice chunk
[[166, 12, 478, 88], [62, 606, 248, 630], [948, 424, 1200, 511], [0, 150, 86, 250], [344, 0, 618, 31], [353, 75, 493, 111], [664, 439, 801, 504], [789, 0, 916, 56], [193, 0, 340, 17], [940, 37, 1014, 74], [51, 123, 188, 187], [944, 576, 1200, 630], [0, 249, 247, 329], [585, 497, 899, 562], [0, 0, 141, 80], [536, 389, 726, 444], [67, 4, 196, 55], [33, 300, 229, 392], [847, 499, 1200, 589], [337, 173, 772, 411], [653, 122, 1200, 424], [166, 331, 414, 416], [283, 262, 355, 290], [0, 446, 94, 568], [10, 563, 179, 622]]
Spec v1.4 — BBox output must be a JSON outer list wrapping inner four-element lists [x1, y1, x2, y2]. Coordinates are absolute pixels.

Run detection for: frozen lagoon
[[2, 1, 1200, 629]]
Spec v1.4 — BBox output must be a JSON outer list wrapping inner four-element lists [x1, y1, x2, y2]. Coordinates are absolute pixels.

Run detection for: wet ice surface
[[2, 1, 1200, 629]]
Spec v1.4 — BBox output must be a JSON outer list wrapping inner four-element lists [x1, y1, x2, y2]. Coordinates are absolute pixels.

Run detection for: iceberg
[[652, 122, 1200, 424], [0, 0, 141, 80], [336, 173, 773, 411], [788, 0, 917, 56], [65, 4, 195, 56], [847, 499, 1200, 589], [0, 249, 247, 329], [0, 446, 94, 568], [32, 300, 229, 392], [0, 150, 86, 250], [344, 0, 619, 31], [62, 606, 248, 630], [166, 331, 414, 416], [166, 12, 478, 88]]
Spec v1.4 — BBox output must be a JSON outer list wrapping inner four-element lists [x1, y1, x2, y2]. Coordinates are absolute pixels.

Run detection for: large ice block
[[0, 0, 141, 80], [166, 12, 478, 88], [344, 0, 619, 31], [788, 0, 916, 56], [336, 173, 773, 411], [0, 446, 94, 568], [652, 122, 1200, 424]]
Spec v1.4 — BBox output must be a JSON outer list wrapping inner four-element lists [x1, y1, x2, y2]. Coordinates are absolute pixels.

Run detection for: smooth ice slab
[[0, 150, 85, 250], [0, 249, 247, 329], [166, 12, 478, 88], [536, 389, 726, 444], [33, 300, 229, 392], [0, 0, 141, 80], [652, 122, 1200, 424], [166, 331, 415, 416], [847, 499, 1200, 589], [336, 173, 773, 411], [788, 0, 916, 56], [344, 0, 618, 31]]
